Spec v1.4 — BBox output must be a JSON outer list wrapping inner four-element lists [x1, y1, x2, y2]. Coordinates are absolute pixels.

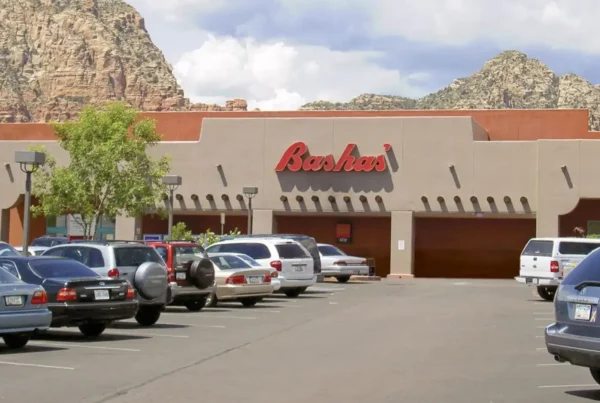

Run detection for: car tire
[[185, 297, 207, 312], [337, 276, 351, 283], [2, 333, 30, 349], [135, 306, 162, 326], [240, 297, 259, 307], [590, 368, 600, 385], [78, 323, 107, 337], [205, 292, 218, 307], [537, 286, 556, 301], [284, 288, 303, 298]]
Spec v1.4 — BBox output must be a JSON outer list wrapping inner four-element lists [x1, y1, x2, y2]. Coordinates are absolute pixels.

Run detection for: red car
[[146, 241, 215, 311]]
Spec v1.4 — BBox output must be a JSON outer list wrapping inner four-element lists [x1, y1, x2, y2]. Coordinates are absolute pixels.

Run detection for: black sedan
[[0, 256, 139, 337]]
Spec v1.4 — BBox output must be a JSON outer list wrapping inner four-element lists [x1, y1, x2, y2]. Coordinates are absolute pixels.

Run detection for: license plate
[[294, 267, 304, 272], [4, 296, 23, 306], [247, 276, 262, 284], [176, 272, 186, 280], [575, 304, 592, 321], [526, 278, 538, 285], [94, 290, 110, 301]]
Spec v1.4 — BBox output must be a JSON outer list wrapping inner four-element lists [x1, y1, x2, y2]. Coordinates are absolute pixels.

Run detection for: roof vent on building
[[328, 195, 336, 203], [280, 195, 288, 202], [421, 196, 428, 203], [375, 195, 383, 203], [236, 194, 244, 201], [520, 196, 528, 204], [486, 196, 494, 204], [221, 194, 229, 201], [175, 194, 183, 201], [191, 194, 199, 201], [453, 196, 461, 203], [437, 196, 444, 203], [503, 196, 511, 204], [343, 196, 351, 203], [206, 194, 214, 201], [311, 195, 319, 202], [359, 195, 367, 203], [296, 195, 304, 202], [470, 196, 478, 204]]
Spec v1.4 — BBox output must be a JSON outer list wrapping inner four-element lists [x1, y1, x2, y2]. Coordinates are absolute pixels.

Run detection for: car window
[[558, 242, 600, 256], [43, 247, 66, 257], [206, 245, 220, 253], [236, 255, 261, 267], [114, 247, 163, 267], [563, 249, 600, 285], [275, 244, 310, 259], [318, 245, 346, 256], [51, 239, 68, 247], [0, 243, 20, 257], [31, 238, 51, 247], [29, 259, 100, 279], [174, 245, 207, 266], [209, 255, 252, 270], [0, 260, 20, 278], [521, 240, 553, 257], [0, 264, 20, 283], [58, 247, 105, 268], [217, 243, 271, 259], [155, 246, 168, 262]]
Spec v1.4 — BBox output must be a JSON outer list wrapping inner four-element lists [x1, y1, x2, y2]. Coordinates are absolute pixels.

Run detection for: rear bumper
[[171, 284, 214, 302], [322, 265, 369, 277], [546, 323, 600, 367], [271, 279, 282, 291], [0, 309, 52, 334], [515, 276, 560, 286], [279, 275, 317, 289], [217, 284, 275, 300], [49, 300, 139, 327]]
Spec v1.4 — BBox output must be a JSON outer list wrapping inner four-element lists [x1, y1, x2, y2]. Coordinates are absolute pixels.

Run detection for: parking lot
[[0, 279, 598, 403]]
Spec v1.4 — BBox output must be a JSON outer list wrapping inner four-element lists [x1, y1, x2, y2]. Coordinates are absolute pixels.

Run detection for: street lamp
[[243, 186, 258, 235], [162, 175, 182, 239], [15, 151, 46, 257]]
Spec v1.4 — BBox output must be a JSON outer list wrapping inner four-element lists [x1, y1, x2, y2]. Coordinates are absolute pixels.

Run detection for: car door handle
[[533, 258, 537, 261], [533, 265, 537, 268]]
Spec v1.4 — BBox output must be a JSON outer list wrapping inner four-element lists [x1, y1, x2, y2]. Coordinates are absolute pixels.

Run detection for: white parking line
[[106, 330, 189, 339], [0, 361, 74, 370], [309, 287, 345, 292], [534, 302, 551, 305], [162, 313, 257, 320], [538, 384, 597, 389], [536, 363, 569, 367], [535, 318, 555, 321], [160, 322, 226, 329], [329, 302, 338, 305], [29, 342, 140, 352]]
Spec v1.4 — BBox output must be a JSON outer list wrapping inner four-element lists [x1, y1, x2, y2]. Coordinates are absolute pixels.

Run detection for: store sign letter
[[275, 142, 391, 173]]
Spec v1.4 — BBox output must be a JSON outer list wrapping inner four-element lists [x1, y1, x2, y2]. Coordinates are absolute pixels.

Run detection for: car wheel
[[337, 276, 351, 283], [590, 368, 600, 385], [284, 288, 303, 298], [78, 323, 107, 337], [185, 297, 207, 312], [135, 306, 162, 326], [2, 333, 30, 349], [205, 292, 218, 307], [240, 297, 259, 307], [537, 286, 556, 301]]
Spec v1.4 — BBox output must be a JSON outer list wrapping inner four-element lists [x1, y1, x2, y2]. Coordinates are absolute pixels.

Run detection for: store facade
[[2, 109, 600, 278]]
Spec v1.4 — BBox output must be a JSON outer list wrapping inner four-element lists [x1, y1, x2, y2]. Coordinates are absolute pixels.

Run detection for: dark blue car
[[0, 256, 138, 337]]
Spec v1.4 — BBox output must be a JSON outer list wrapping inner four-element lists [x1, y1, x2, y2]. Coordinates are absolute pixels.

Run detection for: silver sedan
[[317, 243, 369, 283]]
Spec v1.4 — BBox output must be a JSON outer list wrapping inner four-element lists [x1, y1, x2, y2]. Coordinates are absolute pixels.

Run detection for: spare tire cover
[[134, 262, 169, 300], [189, 258, 215, 289]]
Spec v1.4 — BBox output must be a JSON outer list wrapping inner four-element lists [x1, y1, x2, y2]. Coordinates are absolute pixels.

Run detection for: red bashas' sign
[[275, 142, 391, 173]]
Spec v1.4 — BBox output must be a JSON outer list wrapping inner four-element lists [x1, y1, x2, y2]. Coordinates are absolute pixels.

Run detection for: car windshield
[[174, 245, 207, 266], [0, 265, 21, 284], [235, 255, 261, 267], [29, 259, 100, 279], [318, 245, 346, 256], [114, 247, 163, 267], [0, 243, 20, 257], [209, 255, 253, 270]]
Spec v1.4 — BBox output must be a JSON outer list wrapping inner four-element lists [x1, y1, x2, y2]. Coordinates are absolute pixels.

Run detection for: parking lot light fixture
[[15, 151, 46, 257], [243, 187, 258, 235], [162, 175, 182, 239]]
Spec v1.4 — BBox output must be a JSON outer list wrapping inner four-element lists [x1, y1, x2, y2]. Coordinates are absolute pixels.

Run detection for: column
[[0, 209, 9, 243], [115, 215, 142, 240], [252, 209, 275, 234], [388, 211, 415, 278], [536, 207, 559, 237]]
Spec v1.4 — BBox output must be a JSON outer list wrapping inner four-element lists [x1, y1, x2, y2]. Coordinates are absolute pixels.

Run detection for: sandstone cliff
[[0, 0, 247, 123], [301, 51, 600, 131]]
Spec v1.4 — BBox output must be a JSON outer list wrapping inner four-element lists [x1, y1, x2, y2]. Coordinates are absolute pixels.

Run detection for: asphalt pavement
[[0, 279, 598, 403]]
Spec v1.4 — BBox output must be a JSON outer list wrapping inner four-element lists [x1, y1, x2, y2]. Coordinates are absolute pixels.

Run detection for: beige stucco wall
[[2, 116, 600, 274]]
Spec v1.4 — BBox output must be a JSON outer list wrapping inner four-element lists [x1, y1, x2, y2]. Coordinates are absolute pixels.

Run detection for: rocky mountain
[[0, 0, 247, 123], [301, 51, 600, 131]]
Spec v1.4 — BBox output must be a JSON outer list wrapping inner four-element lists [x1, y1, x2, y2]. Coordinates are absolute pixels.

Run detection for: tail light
[[270, 260, 282, 272], [334, 261, 347, 266], [550, 261, 560, 273], [226, 275, 247, 285], [126, 286, 135, 299], [167, 268, 175, 283], [107, 268, 120, 278], [57, 288, 77, 302], [264, 273, 271, 283], [270, 271, 278, 278], [31, 290, 48, 304]]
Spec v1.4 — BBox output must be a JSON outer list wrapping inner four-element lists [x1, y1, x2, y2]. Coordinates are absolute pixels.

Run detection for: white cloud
[[174, 35, 428, 110]]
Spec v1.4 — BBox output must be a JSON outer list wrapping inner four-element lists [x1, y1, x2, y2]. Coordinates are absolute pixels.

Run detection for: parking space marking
[[536, 363, 569, 367], [106, 330, 189, 339], [0, 361, 74, 370], [329, 302, 338, 305], [162, 313, 257, 320], [308, 287, 346, 292], [29, 342, 140, 352], [160, 322, 226, 329], [538, 384, 597, 389]]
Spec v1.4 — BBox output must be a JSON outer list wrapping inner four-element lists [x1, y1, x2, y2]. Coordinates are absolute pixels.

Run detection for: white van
[[515, 237, 600, 300]]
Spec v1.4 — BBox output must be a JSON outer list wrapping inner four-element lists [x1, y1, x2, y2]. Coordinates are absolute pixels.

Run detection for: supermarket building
[[1, 109, 600, 279]]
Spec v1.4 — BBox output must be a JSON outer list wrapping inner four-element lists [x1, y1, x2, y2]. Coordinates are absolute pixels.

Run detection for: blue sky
[[127, 0, 600, 110]]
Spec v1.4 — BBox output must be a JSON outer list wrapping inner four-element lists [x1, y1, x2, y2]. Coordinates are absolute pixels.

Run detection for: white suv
[[206, 238, 316, 297]]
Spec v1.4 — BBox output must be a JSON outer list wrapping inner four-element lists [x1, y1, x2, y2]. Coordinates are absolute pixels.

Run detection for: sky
[[126, 0, 600, 111]]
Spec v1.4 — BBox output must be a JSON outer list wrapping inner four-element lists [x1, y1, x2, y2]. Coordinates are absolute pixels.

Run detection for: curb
[[350, 275, 381, 281], [386, 274, 415, 279]]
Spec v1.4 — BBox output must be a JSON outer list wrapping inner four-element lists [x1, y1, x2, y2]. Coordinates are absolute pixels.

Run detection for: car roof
[[208, 252, 251, 257], [220, 234, 315, 240], [529, 237, 600, 243], [213, 238, 300, 245]]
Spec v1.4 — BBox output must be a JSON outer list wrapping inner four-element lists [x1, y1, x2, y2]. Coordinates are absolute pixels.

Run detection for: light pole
[[243, 186, 258, 235], [162, 175, 182, 240], [15, 151, 46, 257]]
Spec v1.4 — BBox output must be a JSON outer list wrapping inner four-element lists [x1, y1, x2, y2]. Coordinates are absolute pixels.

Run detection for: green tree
[[31, 102, 170, 238], [165, 222, 194, 241]]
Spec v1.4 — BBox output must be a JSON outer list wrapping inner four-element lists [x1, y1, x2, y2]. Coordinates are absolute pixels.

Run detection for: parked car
[[206, 238, 316, 297], [0, 264, 52, 348], [146, 241, 215, 311], [515, 237, 600, 301], [15, 246, 49, 256], [31, 236, 69, 247], [41, 241, 171, 326], [0, 256, 138, 337], [317, 243, 369, 283], [233, 253, 281, 292], [219, 234, 322, 275], [545, 247, 600, 385], [206, 252, 276, 307], [0, 242, 20, 257]]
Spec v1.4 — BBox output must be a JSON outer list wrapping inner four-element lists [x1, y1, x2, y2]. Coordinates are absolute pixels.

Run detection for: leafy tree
[[165, 222, 194, 241], [31, 102, 170, 238], [165, 222, 242, 246]]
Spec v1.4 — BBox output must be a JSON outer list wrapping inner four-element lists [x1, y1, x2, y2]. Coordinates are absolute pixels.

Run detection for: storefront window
[[588, 221, 600, 237]]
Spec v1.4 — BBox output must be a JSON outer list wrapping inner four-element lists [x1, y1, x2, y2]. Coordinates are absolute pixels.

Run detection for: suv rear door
[[520, 239, 555, 279], [557, 241, 600, 279], [274, 242, 314, 280], [113, 246, 164, 284]]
